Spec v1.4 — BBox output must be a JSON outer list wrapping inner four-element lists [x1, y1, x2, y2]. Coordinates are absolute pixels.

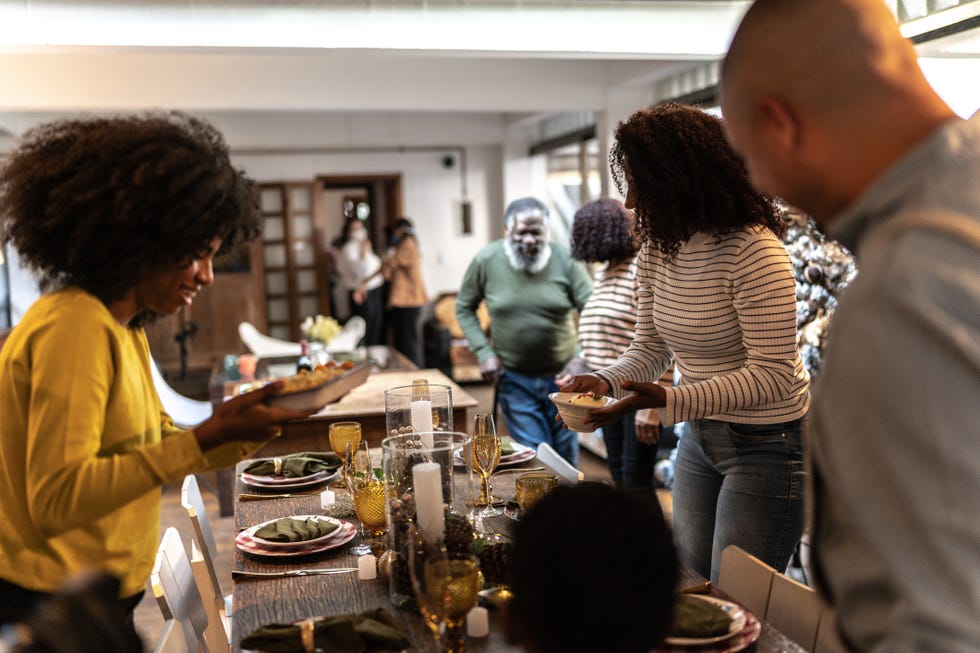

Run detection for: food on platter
[[569, 391, 605, 406], [277, 360, 356, 393]]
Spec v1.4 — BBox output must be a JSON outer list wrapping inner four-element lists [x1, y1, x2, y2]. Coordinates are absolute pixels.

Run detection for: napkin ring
[[299, 617, 316, 652], [273, 457, 284, 476]]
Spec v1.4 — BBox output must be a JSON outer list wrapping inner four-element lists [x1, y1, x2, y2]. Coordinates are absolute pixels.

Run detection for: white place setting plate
[[454, 439, 536, 467], [235, 517, 356, 557], [240, 469, 337, 490]]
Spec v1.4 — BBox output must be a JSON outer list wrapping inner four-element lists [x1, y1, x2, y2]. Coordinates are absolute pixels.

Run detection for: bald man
[[723, 2, 979, 652]]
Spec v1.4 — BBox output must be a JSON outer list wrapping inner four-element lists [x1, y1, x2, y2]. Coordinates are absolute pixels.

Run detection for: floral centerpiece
[[300, 314, 342, 344]]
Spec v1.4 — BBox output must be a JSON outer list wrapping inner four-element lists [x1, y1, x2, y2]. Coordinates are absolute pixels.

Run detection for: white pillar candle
[[357, 554, 377, 580], [320, 490, 336, 508], [466, 606, 489, 638], [412, 461, 445, 544], [410, 400, 434, 449]]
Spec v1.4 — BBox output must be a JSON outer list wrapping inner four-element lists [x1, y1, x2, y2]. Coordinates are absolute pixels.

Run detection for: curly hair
[[570, 198, 637, 263], [609, 102, 783, 258], [0, 112, 260, 310]]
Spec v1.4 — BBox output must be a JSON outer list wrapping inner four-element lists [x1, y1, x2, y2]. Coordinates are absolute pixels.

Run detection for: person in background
[[562, 103, 810, 582], [0, 113, 311, 626], [337, 217, 385, 346], [504, 482, 678, 653], [381, 217, 428, 367], [722, 1, 980, 650], [456, 197, 592, 465], [556, 198, 664, 489]]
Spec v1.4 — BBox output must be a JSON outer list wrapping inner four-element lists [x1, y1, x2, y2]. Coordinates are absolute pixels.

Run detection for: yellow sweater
[[0, 288, 259, 598]]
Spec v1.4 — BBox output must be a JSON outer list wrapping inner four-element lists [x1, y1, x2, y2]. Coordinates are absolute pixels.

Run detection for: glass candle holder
[[384, 383, 454, 448], [382, 431, 470, 608]]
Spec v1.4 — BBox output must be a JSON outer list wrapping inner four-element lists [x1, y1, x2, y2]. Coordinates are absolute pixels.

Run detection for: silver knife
[[232, 568, 358, 579]]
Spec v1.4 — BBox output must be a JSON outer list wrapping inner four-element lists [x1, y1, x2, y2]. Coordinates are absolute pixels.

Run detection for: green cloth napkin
[[243, 452, 341, 478], [670, 594, 732, 638], [254, 517, 339, 543], [500, 438, 515, 456], [240, 607, 411, 653]]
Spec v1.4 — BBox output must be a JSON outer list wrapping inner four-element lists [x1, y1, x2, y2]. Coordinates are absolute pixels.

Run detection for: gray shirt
[[810, 114, 980, 653]]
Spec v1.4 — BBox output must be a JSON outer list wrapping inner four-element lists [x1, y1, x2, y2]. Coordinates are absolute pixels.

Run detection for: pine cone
[[478, 538, 512, 587], [444, 512, 475, 555]]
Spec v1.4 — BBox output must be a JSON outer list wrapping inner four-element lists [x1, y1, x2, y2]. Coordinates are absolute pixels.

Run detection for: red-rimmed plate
[[655, 598, 761, 652], [235, 519, 356, 557], [663, 595, 747, 646]]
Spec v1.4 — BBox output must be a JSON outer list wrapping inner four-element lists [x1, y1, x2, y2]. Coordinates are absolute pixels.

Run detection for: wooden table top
[[230, 455, 807, 653]]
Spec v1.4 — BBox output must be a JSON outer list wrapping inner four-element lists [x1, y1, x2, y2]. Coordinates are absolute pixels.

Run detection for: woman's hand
[[581, 380, 667, 429], [554, 356, 592, 387], [193, 381, 314, 451], [635, 408, 661, 446], [558, 373, 610, 396]]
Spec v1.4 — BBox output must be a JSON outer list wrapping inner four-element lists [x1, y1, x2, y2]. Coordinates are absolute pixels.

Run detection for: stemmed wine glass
[[329, 421, 361, 487], [345, 441, 387, 556], [408, 531, 480, 653], [472, 413, 502, 518]]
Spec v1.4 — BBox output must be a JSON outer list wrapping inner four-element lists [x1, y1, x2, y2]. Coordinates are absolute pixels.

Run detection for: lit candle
[[357, 554, 377, 580], [410, 400, 434, 449], [320, 490, 336, 508], [412, 461, 445, 544], [466, 606, 489, 638]]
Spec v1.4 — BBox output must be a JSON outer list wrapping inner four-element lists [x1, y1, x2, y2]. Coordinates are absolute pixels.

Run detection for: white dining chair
[[150, 358, 213, 429], [766, 571, 824, 651], [814, 606, 849, 653], [238, 321, 302, 358], [535, 441, 584, 483], [325, 315, 366, 353], [151, 618, 191, 653], [149, 527, 221, 653], [717, 544, 776, 619], [180, 475, 232, 640]]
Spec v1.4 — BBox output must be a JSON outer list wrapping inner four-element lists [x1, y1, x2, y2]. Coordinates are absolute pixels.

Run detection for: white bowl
[[549, 391, 615, 433]]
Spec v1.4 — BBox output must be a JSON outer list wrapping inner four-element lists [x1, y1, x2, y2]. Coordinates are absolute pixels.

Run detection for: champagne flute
[[472, 413, 502, 518], [408, 533, 480, 653], [329, 421, 361, 487], [346, 441, 387, 556]]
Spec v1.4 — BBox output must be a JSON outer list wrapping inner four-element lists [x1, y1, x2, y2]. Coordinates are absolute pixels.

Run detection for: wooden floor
[[133, 381, 671, 647]]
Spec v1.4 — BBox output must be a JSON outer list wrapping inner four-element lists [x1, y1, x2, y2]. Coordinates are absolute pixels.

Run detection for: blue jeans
[[497, 369, 579, 466], [602, 410, 655, 489], [672, 417, 805, 583]]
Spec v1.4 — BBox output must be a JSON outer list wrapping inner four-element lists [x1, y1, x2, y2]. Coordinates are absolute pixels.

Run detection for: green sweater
[[455, 241, 592, 375], [0, 288, 260, 597]]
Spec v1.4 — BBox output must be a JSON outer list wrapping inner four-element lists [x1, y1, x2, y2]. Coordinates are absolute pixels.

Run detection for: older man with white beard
[[456, 197, 592, 465]]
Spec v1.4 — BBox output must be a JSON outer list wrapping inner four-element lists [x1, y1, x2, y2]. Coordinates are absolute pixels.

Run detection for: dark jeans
[[498, 369, 578, 466], [389, 306, 422, 368], [671, 417, 806, 583], [0, 576, 143, 628], [602, 410, 656, 489], [349, 286, 385, 347]]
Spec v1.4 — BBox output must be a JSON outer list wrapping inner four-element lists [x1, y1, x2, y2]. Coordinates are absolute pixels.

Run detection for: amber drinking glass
[[515, 472, 559, 514], [329, 421, 362, 487], [408, 534, 480, 653]]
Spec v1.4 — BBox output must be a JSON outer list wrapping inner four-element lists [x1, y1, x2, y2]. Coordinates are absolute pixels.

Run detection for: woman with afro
[[557, 198, 665, 489], [0, 112, 311, 625], [562, 103, 811, 582]]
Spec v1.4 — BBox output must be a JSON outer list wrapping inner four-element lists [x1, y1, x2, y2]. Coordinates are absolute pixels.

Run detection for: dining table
[[230, 452, 808, 653], [209, 345, 478, 516]]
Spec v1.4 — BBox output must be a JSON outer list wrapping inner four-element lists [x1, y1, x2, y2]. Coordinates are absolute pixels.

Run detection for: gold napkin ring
[[300, 618, 316, 653], [273, 457, 283, 476]]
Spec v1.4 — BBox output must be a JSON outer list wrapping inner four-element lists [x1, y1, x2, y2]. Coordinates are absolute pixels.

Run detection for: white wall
[[233, 144, 507, 299]]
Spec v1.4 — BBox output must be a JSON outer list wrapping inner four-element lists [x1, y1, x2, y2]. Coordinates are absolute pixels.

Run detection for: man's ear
[[759, 95, 803, 156]]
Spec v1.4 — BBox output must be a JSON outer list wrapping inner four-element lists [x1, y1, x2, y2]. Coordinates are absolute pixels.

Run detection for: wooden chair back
[[767, 572, 823, 651], [814, 606, 850, 653], [151, 619, 191, 653], [149, 527, 212, 653], [717, 544, 776, 619], [181, 475, 233, 641]]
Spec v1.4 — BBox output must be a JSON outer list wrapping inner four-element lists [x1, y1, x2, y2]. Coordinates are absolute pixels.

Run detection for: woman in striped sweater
[[557, 198, 663, 489], [562, 103, 810, 582]]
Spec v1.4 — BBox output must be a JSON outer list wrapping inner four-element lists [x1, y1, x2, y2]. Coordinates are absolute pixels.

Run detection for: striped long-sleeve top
[[579, 259, 638, 369], [598, 225, 810, 426]]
